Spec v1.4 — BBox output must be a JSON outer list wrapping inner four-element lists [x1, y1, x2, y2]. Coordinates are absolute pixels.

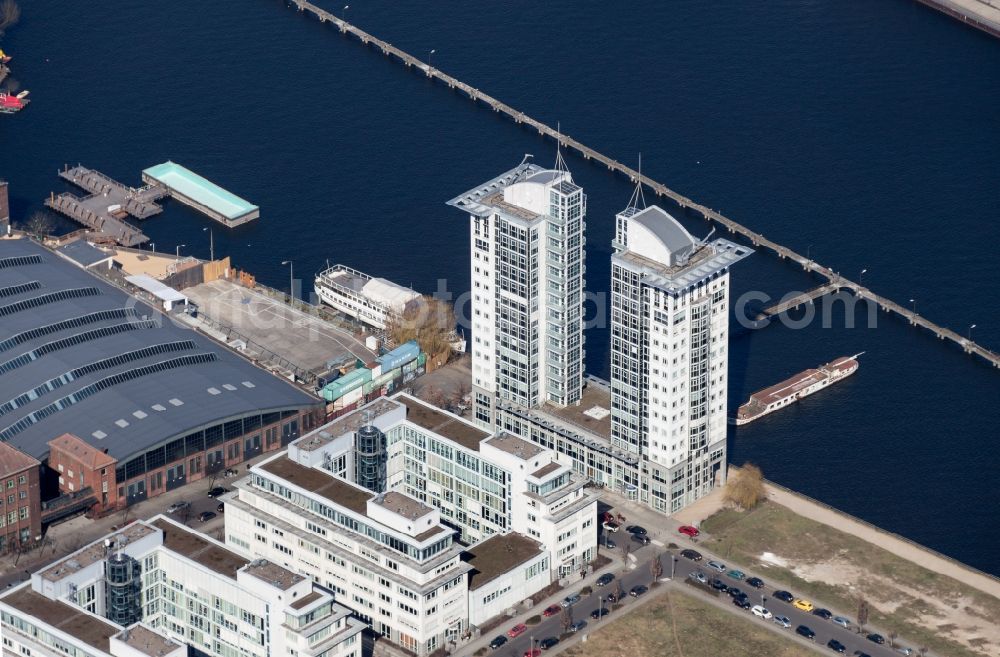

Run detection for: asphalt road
[[483, 539, 917, 657]]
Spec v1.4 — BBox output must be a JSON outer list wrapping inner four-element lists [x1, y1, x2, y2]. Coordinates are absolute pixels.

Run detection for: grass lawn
[[701, 501, 999, 657], [560, 588, 814, 657]]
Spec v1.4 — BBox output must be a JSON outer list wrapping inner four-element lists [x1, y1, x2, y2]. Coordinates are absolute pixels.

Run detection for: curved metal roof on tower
[[0, 238, 319, 461], [627, 205, 699, 266]]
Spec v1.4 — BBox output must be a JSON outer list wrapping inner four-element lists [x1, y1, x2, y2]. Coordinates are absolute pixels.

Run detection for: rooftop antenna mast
[[624, 153, 647, 211], [554, 121, 569, 173]]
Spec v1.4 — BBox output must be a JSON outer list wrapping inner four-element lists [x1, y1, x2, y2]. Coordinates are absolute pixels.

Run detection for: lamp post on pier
[[428, 49, 436, 69], [203, 227, 214, 262], [859, 268, 868, 285], [342, 4, 349, 21], [282, 260, 294, 301], [910, 298, 916, 314], [968, 324, 976, 341], [175, 244, 185, 260]]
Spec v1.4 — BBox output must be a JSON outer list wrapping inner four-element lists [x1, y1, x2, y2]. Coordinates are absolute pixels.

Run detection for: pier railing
[[280, 0, 998, 369]]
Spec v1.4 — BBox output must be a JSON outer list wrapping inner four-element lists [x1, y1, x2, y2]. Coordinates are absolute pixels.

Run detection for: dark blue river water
[[1, 1, 998, 573]]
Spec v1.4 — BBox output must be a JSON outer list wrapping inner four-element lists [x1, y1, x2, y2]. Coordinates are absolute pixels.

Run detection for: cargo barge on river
[[731, 354, 862, 425]]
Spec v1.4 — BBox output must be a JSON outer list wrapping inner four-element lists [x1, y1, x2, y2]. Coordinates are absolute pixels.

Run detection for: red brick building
[[47, 434, 118, 517], [0, 441, 42, 554]]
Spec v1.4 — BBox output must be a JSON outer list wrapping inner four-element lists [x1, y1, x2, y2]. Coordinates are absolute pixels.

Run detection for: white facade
[[224, 446, 471, 656], [609, 203, 752, 513], [447, 159, 587, 427], [0, 517, 363, 657]]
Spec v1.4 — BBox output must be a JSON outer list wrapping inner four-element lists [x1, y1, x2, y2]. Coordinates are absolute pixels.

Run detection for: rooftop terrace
[[296, 398, 400, 453], [115, 624, 182, 657], [396, 394, 489, 452], [40, 522, 158, 582], [372, 491, 433, 521], [259, 455, 372, 514], [483, 432, 545, 460], [242, 559, 305, 591], [1, 587, 119, 652], [464, 533, 544, 590], [538, 382, 613, 441], [151, 517, 247, 579]]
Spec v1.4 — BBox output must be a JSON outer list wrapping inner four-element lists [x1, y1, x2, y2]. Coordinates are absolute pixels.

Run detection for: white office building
[[609, 195, 752, 513], [224, 441, 471, 656], [447, 156, 587, 426], [0, 517, 364, 657]]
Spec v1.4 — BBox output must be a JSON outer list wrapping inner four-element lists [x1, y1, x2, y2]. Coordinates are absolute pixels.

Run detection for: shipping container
[[377, 340, 420, 372], [334, 386, 364, 409], [363, 367, 401, 395], [321, 367, 371, 402]]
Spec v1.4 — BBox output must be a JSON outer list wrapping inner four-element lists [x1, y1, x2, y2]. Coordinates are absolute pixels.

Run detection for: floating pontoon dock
[[142, 161, 259, 227]]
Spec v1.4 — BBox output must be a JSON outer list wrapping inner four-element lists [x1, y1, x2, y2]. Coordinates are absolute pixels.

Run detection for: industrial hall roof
[[0, 238, 318, 462]]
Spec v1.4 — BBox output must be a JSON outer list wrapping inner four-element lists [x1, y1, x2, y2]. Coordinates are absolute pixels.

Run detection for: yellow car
[[792, 599, 814, 612]]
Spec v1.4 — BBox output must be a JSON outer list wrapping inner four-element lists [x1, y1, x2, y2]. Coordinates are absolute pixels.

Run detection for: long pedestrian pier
[[281, 0, 999, 369]]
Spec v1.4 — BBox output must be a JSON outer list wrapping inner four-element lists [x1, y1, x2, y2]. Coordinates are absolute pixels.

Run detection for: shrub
[[581, 586, 592, 596], [525, 615, 541, 626]]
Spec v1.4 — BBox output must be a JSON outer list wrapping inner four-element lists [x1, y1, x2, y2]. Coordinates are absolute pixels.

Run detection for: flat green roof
[[143, 161, 258, 220]]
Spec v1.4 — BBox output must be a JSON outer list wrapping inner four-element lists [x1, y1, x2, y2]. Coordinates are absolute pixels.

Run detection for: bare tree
[[857, 597, 870, 634], [559, 607, 573, 634], [420, 384, 447, 409], [613, 579, 625, 604], [650, 554, 664, 580], [889, 632, 898, 648], [21, 211, 54, 241], [723, 463, 767, 510], [619, 539, 631, 563], [385, 296, 456, 359], [0, 0, 20, 35], [918, 648, 928, 657]]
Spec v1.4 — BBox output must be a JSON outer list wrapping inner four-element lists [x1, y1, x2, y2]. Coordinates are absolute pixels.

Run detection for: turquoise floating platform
[[142, 161, 259, 227]]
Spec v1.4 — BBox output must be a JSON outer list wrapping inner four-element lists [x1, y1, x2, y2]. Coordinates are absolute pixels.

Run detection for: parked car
[[523, 649, 540, 657], [216, 502, 225, 513], [606, 592, 619, 604], [631, 533, 650, 546], [792, 598, 815, 612], [568, 620, 587, 633], [596, 573, 615, 587], [746, 577, 766, 589], [773, 615, 792, 628], [727, 587, 744, 599], [726, 569, 746, 581], [796, 625, 816, 640], [680, 549, 702, 561], [710, 578, 728, 592], [542, 604, 562, 617], [629, 585, 648, 597], [603, 538, 617, 550], [167, 501, 190, 514], [678, 525, 700, 537], [198, 511, 217, 522], [507, 624, 527, 639], [561, 594, 581, 608], [706, 560, 726, 572], [895, 649, 914, 656], [539, 638, 559, 650], [688, 571, 707, 584], [751, 605, 772, 619], [853, 653, 871, 657], [827, 639, 846, 653], [813, 608, 833, 620], [832, 616, 851, 629], [602, 521, 620, 533], [867, 633, 885, 645], [626, 525, 647, 536], [590, 607, 609, 619], [207, 487, 227, 498], [489, 636, 507, 650], [773, 590, 794, 603], [733, 596, 752, 609]]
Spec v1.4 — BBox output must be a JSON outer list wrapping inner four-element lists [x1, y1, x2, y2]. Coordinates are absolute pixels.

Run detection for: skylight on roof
[[168, 398, 183, 406]]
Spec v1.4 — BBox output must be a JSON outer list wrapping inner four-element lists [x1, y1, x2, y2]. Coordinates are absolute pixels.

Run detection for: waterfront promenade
[[913, 0, 1000, 38], [281, 0, 999, 370]]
